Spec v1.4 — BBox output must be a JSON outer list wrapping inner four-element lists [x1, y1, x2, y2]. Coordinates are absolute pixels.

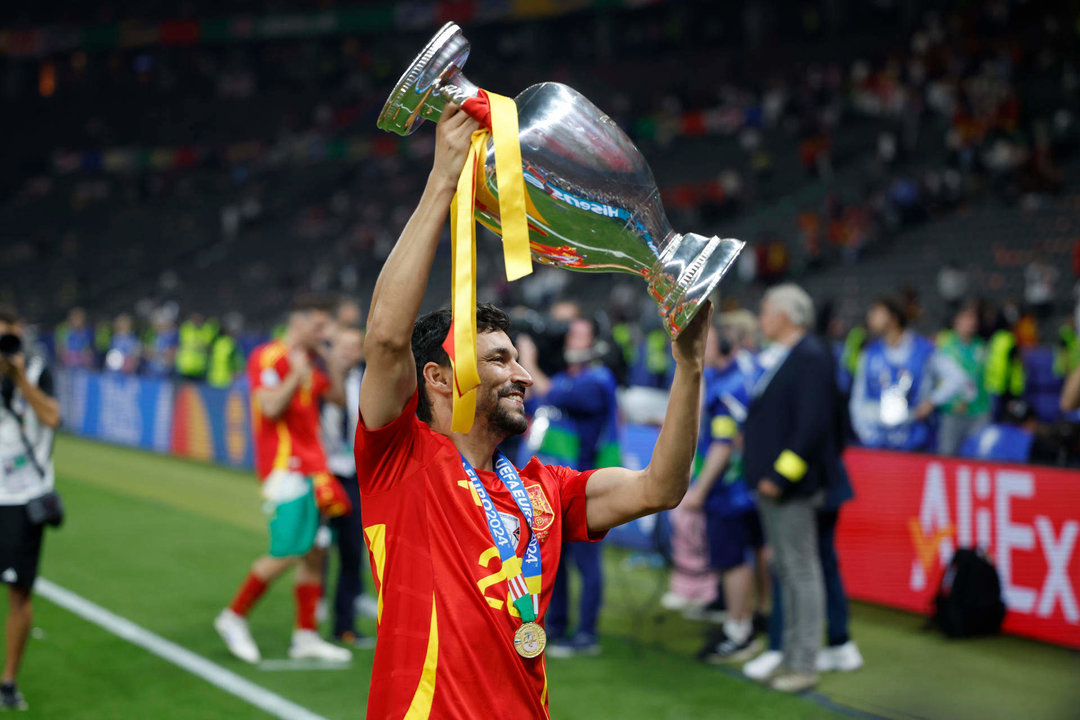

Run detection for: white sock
[[724, 618, 752, 644]]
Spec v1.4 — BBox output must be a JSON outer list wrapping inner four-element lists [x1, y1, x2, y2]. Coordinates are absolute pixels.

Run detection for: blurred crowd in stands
[[36, 255, 1080, 467], [3, 0, 1079, 330]]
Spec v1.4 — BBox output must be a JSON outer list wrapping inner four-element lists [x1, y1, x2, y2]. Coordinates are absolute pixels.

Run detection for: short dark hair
[[411, 303, 512, 424], [291, 293, 335, 316], [0, 305, 18, 325], [872, 295, 908, 329]]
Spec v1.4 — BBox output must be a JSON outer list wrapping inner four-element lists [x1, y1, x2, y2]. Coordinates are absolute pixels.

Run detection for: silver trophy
[[377, 23, 744, 338]]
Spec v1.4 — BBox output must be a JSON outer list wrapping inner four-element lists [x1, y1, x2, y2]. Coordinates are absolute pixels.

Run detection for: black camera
[[0, 333, 22, 357]]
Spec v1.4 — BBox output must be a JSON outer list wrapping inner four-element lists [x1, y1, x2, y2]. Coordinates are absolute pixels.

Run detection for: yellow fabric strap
[[711, 415, 738, 441], [447, 93, 533, 432], [774, 449, 808, 482], [449, 131, 486, 433], [486, 91, 532, 282]]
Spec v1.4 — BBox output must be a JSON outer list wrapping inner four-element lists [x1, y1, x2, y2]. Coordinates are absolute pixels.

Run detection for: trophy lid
[[377, 22, 471, 136]]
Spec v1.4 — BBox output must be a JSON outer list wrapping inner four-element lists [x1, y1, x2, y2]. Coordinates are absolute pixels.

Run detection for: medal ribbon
[[446, 89, 533, 433], [460, 452, 542, 622]]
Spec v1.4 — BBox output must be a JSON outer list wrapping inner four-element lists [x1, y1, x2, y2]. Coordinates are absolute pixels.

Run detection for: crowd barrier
[[56, 370, 1079, 648], [838, 448, 1079, 649], [56, 369, 255, 470]]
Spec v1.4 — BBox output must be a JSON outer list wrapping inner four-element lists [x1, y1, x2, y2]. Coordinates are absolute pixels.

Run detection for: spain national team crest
[[526, 484, 555, 543]]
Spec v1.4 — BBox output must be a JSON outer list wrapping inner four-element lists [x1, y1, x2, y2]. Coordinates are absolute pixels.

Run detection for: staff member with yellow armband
[[744, 285, 845, 694]]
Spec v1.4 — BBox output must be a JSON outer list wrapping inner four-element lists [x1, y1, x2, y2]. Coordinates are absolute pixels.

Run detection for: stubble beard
[[483, 383, 529, 437]]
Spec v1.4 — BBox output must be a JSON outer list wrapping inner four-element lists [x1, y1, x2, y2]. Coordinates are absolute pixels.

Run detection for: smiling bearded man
[[354, 104, 711, 720]]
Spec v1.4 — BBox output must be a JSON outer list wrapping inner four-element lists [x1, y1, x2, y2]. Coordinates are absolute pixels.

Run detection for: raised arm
[[583, 304, 711, 533], [359, 107, 480, 429]]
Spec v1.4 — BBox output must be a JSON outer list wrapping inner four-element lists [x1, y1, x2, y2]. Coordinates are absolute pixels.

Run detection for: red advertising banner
[[838, 448, 1080, 649]]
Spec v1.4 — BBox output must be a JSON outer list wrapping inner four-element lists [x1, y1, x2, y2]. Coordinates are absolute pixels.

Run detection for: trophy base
[[649, 234, 745, 338], [377, 22, 476, 136]]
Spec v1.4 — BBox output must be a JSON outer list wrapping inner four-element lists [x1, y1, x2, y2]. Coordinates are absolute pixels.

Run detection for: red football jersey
[[248, 341, 330, 480], [355, 391, 604, 720]]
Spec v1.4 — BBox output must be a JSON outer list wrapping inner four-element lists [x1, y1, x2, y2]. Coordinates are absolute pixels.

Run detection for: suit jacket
[[744, 334, 850, 502]]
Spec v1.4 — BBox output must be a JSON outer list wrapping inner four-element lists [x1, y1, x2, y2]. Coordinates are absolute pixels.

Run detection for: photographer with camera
[[0, 306, 61, 711]]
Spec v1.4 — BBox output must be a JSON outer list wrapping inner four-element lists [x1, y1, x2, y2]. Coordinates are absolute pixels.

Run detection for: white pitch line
[[35, 578, 331, 720]]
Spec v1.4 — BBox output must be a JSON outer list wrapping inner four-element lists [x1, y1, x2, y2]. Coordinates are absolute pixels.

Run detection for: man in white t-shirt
[[0, 306, 61, 711]]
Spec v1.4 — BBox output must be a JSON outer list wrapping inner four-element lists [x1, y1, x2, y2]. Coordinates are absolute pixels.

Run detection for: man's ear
[[422, 362, 453, 399]]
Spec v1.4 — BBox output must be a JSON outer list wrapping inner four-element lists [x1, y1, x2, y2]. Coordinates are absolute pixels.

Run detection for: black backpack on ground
[[933, 548, 1007, 638]]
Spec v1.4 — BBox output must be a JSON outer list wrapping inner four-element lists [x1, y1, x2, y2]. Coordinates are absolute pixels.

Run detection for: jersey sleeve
[[248, 346, 290, 391], [549, 465, 606, 543], [706, 398, 739, 446], [354, 390, 421, 494]]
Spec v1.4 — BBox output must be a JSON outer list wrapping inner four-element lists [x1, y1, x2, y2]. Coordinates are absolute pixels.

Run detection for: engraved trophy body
[[377, 23, 744, 337]]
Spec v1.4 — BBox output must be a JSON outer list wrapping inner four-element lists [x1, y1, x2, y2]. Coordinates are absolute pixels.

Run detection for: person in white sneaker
[[744, 292, 863, 686], [743, 286, 843, 694], [214, 296, 354, 665]]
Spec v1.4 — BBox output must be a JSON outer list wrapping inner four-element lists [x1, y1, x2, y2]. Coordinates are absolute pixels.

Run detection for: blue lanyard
[[460, 452, 541, 622]]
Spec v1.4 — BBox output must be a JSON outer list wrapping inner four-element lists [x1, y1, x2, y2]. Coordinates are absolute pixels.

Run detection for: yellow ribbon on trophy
[[446, 90, 533, 433]]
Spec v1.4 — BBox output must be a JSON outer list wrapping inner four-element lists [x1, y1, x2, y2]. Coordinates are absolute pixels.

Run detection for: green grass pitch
[[7, 435, 1078, 718]]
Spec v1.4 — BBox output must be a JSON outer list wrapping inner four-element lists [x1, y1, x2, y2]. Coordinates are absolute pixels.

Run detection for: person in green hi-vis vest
[[207, 330, 245, 388], [936, 303, 990, 455], [985, 324, 1026, 421], [176, 313, 219, 381]]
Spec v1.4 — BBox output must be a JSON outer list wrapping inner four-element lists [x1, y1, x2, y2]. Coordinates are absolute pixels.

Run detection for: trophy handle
[[377, 22, 480, 136], [649, 234, 745, 338]]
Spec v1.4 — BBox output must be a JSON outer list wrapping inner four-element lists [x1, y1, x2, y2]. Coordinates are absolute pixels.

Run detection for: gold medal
[[513, 621, 547, 658]]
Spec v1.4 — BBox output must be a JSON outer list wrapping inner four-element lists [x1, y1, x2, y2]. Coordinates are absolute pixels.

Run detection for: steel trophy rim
[[376, 22, 471, 136]]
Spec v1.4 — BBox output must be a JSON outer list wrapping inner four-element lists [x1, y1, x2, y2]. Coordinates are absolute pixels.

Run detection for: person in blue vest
[[144, 309, 179, 378], [850, 296, 971, 451], [55, 307, 94, 370], [517, 316, 619, 657], [687, 325, 769, 663], [105, 313, 141, 374]]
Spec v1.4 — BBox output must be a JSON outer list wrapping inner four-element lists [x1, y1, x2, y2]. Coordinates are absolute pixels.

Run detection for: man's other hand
[[672, 301, 713, 368]]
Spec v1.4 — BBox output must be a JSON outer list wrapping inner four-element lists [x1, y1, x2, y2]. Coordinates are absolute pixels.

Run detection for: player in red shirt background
[[214, 295, 355, 664], [355, 105, 711, 719]]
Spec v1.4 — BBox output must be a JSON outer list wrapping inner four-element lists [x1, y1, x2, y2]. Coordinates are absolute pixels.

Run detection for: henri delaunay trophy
[[377, 22, 744, 337]]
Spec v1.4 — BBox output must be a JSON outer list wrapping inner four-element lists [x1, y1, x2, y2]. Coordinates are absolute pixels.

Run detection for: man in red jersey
[[215, 295, 355, 664], [356, 105, 711, 719]]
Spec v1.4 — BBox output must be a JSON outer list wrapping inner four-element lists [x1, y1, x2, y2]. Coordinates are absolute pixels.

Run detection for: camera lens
[[0, 333, 22, 356]]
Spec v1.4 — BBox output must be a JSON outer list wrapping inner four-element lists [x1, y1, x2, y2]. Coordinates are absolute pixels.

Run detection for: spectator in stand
[[319, 322, 375, 648], [517, 316, 619, 657], [144, 309, 179, 377], [744, 290, 862, 684], [1025, 254, 1059, 321], [335, 299, 363, 329], [55, 307, 94, 369], [986, 309, 1027, 421], [850, 296, 971, 452], [689, 324, 769, 664], [959, 399, 1038, 464], [936, 303, 991, 455], [207, 317, 246, 389], [105, 313, 140, 374], [937, 260, 968, 319], [176, 313, 219, 382], [742, 284, 844, 693]]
